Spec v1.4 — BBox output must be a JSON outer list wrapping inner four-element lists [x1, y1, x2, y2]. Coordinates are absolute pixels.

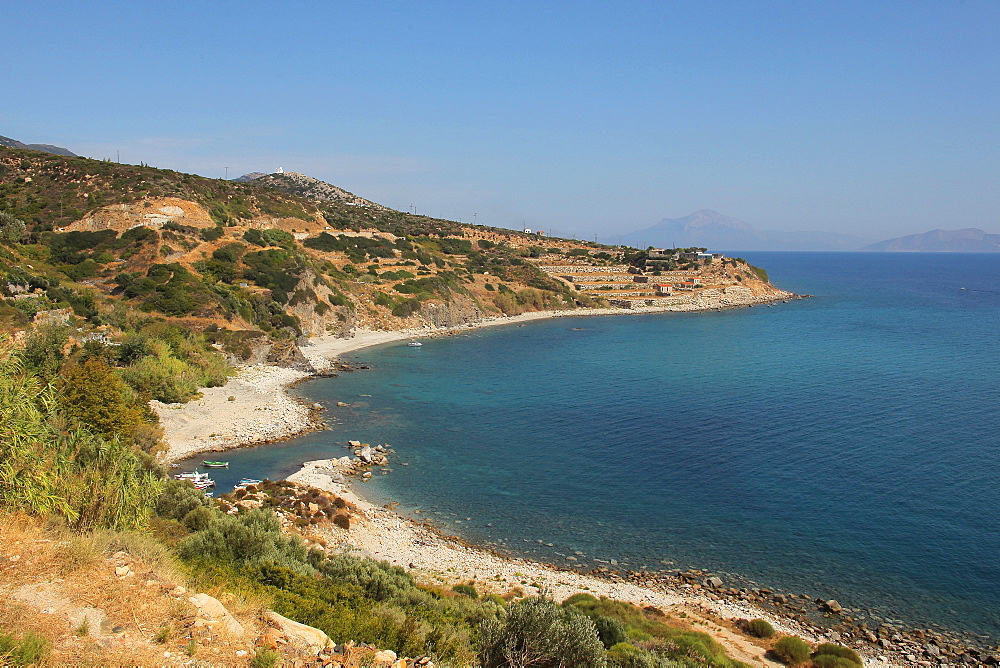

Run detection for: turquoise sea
[[193, 252, 1000, 642]]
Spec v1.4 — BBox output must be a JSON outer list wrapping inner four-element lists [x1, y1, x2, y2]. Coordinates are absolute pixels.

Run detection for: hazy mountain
[[621, 210, 870, 251], [862, 228, 1000, 252], [0, 134, 77, 157]]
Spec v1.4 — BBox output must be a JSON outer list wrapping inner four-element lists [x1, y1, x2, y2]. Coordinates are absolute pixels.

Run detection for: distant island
[[621, 209, 871, 251], [862, 228, 1000, 252]]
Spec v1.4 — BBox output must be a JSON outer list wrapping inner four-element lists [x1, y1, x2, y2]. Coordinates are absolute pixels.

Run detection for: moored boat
[[202, 461, 229, 468], [175, 471, 216, 488]]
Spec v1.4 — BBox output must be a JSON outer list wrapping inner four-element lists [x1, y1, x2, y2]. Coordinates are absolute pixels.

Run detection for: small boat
[[407, 341, 423, 347], [236, 478, 262, 487], [202, 461, 229, 468], [175, 471, 215, 488], [175, 471, 211, 480]]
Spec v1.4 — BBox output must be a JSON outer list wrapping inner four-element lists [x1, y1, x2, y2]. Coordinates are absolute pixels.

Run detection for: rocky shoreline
[[155, 294, 999, 666], [286, 458, 995, 667]]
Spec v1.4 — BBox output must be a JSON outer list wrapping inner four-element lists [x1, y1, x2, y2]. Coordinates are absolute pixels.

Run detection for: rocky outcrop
[[264, 610, 333, 654], [248, 172, 386, 209], [266, 339, 315, 372], [418, 294, 487, 328], [190, 592, 245, 638]]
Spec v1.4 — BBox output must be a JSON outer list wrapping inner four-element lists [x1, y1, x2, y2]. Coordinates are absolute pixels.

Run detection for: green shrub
[[479, 596, 605, 667], [318, 553, 415, 601], [155, 479, 212, 521], [811, 656, 860, 668], [813, 643, 861, 665], [606, 642, 657, 668], [244, 228, 294, 248], [593, 614, 629, 648], [179, 508, 310, 574], [744, 618, 775, 638], [0, 630, 50, 666], [452, 583, 478, 599], [199, 226, 224, 242], [772, 636, 811, 665], [249, 649, 279, 668]]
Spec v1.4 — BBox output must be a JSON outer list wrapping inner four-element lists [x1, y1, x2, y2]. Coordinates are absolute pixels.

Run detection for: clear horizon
[[4, 1, 998, 241]]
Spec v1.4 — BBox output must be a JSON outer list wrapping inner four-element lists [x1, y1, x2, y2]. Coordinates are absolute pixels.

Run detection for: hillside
[[862, 227, 1000, 252], [0, 134, 77, 157], [1, 145, 789, 362]]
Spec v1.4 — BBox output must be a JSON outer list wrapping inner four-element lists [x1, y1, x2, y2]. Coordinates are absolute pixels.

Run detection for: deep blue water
[[189, 252, 1000, 641]]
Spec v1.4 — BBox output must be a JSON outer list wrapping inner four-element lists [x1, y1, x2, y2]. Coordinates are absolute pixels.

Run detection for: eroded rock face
[[59, 197, 216, 233], [418, 294, 486, 328], [285, 269, 356, 337]]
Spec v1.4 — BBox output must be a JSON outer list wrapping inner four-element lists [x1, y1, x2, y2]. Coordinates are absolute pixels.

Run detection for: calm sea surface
[[194, 252, 1000, 641]]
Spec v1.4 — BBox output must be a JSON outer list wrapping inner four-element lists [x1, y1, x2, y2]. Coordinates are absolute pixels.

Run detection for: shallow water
[[193, 252, 1000, 641]]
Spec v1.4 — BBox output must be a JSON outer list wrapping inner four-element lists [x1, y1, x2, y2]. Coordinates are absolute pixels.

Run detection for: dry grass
[[0, 514, 264, 666]]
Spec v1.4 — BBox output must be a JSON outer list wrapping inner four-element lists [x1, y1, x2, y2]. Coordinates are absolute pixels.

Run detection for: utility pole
[[224, 166, 229, 180]]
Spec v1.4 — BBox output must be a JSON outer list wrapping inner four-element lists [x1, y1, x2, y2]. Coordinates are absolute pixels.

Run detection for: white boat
[[175, 471, 211, 481], [175, 471, 215, 488], [407, 341, 423, 347]]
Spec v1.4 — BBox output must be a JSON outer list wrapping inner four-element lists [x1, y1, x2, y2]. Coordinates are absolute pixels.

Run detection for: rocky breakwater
[[284, 441, 396, 496]]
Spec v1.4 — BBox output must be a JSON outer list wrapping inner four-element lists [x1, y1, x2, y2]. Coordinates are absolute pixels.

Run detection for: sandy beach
[[155, 296, 914, 667]]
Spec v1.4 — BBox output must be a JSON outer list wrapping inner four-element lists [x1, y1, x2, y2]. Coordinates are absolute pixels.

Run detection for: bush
[[772, 636, 811, 665], [812, 643, 861, 666], [249, 649, 279, 668], [0, 630, 49, 666], [453, 583, 478, 599], [593, 614, 628, 648], [318, 553, 414, 601], [811, 656, 860, 668], [243, 228, 294, 248], [606, 642, 657, 668], [199, 226, 224, 242], [179, 508, 310, 574], [744, 618, 775, 638], [479, 596, 606, 667]]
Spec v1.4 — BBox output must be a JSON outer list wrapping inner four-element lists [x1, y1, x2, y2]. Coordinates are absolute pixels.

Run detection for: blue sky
[[3, 1, 998, 241]]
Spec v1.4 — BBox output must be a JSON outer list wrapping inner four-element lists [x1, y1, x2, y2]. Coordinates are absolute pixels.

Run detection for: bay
[[200, 252, 1000, 641]]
